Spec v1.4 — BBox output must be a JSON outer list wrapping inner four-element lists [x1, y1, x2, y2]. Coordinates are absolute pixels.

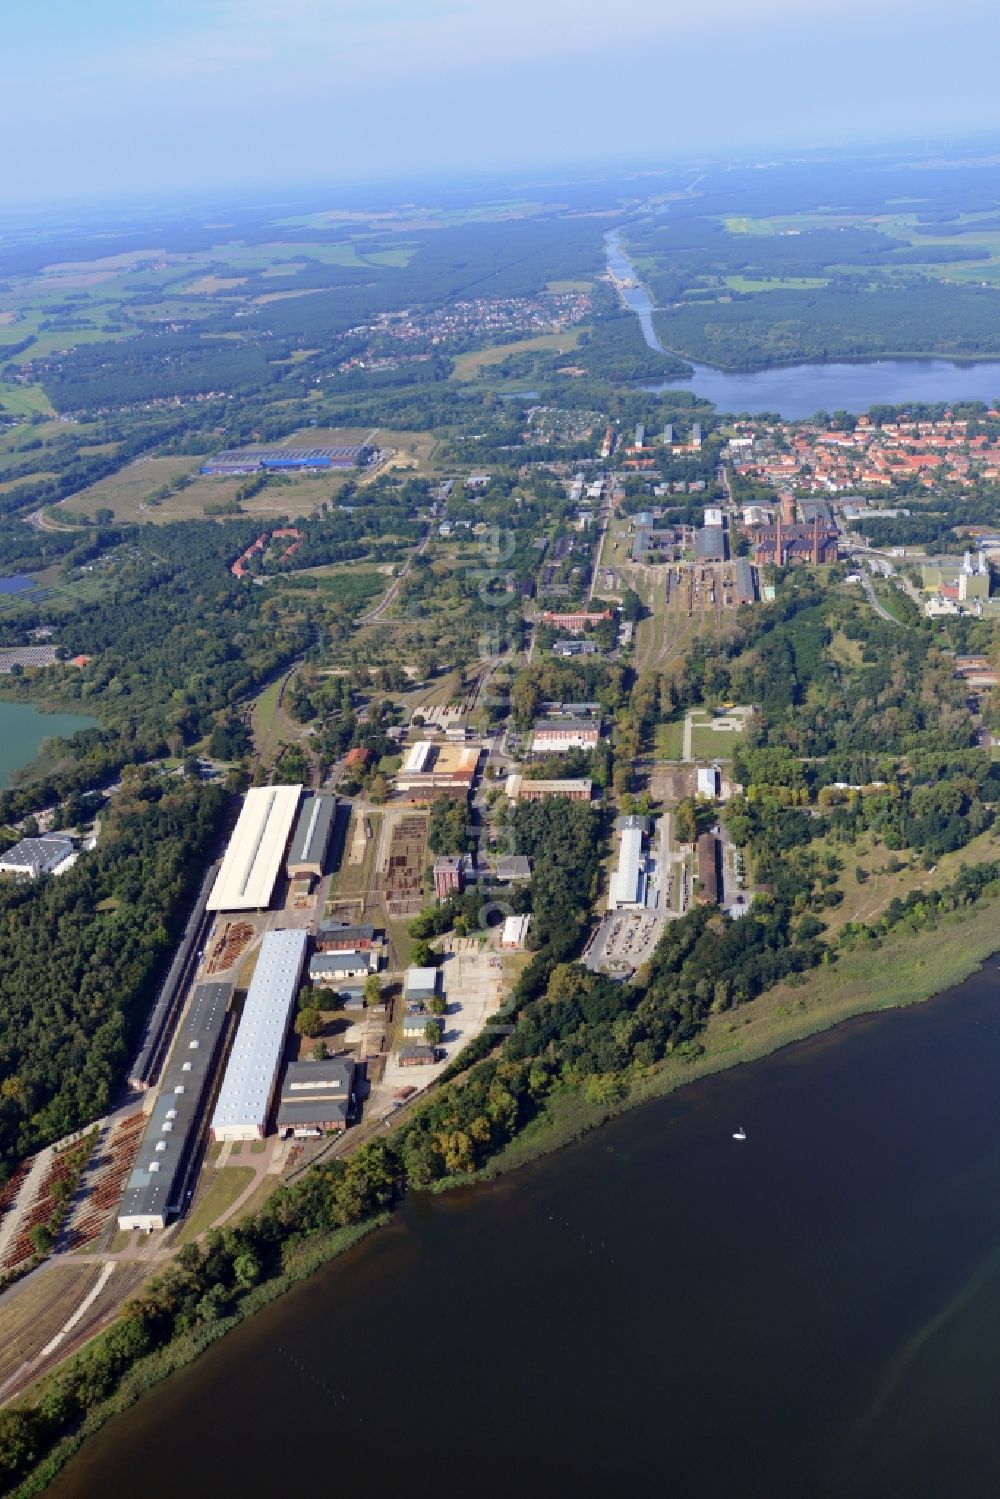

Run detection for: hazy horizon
[[5, 0, 1000, 208]]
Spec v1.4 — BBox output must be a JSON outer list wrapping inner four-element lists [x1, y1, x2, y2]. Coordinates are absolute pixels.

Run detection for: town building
[[314, 921, 377, 952], [286, 793, 337, 879], [309, 950, 377, 984], [504, 776, 592, 802], [501, 914, 531, 949], [433, 855, 464, 901], [631, 526, 682, 563], [552, 639, 598, 658], [541, 609, 613, 634], [494, 854, 532, 882], [752, 517, 838, 566], [118, 982, 232, 1232], [395, 742, 481, 803], [400, 1044, 437, 1067], [695, 526, 728, 564], [531, 718, 601, 754], [275, 1057, 355, 1138], [210, 930, 308, 1141], [403, 1011, 437, 1043], [208, 785, 302, 912], [0, 834, 75, 880]]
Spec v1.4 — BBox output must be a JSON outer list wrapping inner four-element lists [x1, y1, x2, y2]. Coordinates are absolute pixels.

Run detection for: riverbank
[[9, 897, 1000, 1494], [11, 1215, 387, 1499], [487, 895, 1000, 1175], [648, 336, 1000, 376]]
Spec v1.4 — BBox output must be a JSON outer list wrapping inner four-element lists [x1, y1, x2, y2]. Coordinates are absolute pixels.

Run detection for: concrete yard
[[378, 938, 505, 1102]]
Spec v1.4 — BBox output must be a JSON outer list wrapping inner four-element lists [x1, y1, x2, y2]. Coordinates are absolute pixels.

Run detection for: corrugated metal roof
[[119, 982, 232, 1228], [210, 930, 308, 1137], [208, 786, 302, 912], [287, 794, 336, 869]]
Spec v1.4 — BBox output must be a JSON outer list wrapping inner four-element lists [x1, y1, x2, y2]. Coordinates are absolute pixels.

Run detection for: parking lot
[[584, 908, 665, 977]]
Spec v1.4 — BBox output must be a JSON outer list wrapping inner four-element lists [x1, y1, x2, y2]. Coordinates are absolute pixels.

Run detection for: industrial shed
[[276, 1058, 355, 1138], [404, 967, 438, 1004], [118, 982, 233, 1232], [309, 950, 377, 983], [608, 826, 647, 910], [695, 526, 728, 563], [697, 834, 721, 905], [0, 834, 75, 880], [286, 794, 337, 879], [210, 929, 308, 1141], [208, 785, 302, 912]]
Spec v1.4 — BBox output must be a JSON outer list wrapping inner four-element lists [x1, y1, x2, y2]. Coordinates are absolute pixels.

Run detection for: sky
[[5, 0, 1000, 205]]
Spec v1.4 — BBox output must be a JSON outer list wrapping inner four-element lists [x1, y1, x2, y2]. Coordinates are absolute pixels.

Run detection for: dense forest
[[654, 283, 1000, 369], [0, 777, 225, 1176]]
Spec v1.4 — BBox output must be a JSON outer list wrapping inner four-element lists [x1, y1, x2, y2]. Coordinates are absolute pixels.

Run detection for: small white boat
[[732, 1127, 747, 1141]]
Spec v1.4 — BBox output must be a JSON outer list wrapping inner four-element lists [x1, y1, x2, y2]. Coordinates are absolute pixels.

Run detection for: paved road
[[859, 570, 900, 624], [682, 711, 693, 761]]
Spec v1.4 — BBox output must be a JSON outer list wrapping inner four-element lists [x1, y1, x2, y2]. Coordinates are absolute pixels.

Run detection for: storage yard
[[0, 764, 518, 1391]]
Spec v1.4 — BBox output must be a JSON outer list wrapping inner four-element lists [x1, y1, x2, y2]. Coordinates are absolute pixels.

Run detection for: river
[[48, 959, 1000, 1499], [605, 230, 1000, 418], [0, 701, 96, 789]]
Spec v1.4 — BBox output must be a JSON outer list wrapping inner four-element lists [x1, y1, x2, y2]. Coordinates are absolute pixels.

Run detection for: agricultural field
[[55, 457, 346, 525], [451, 328, 586, 380]]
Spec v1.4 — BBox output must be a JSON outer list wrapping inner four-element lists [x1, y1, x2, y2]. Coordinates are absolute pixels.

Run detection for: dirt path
[[358, 523, 431, 624]]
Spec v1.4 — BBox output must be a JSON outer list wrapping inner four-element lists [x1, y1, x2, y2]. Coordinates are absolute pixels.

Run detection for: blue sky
[[5, 0, 1000, 205]]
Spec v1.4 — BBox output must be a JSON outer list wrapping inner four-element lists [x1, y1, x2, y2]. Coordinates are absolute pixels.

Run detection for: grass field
[[0, 470, 59, 493], [330, 809, 382, 900], [58, 457, 343, 525], [690, 725, 741, 758], [0, 382, 55, 417], [654, 719, 684, 759], [180, 275, 248, 294], [451, 328, 585, 381], [278, 567, 384, 610], [723, 275, 828, 292], [175, 1166, 256, 1245]]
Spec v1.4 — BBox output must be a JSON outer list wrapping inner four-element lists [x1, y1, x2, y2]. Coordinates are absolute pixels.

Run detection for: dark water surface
[[605, 229, 1000, 417], [49, 962, 1000, 1499], [0, 702, 97, 789]]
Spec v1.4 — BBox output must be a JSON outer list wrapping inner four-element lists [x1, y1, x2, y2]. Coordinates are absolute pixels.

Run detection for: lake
[[0, 701, 96, 789], [48, 959, 1000, 1499], [0, 575, 36, 596], [606, 230, 1000, 418]]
